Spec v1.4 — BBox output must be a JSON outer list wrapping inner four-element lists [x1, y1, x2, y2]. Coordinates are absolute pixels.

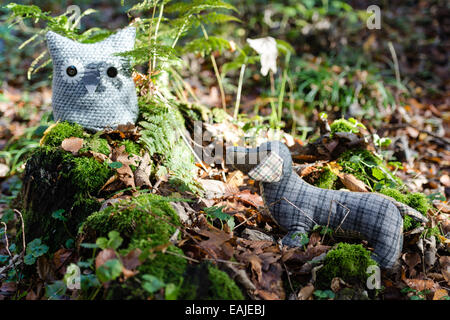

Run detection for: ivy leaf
[[52, 209, 67, 222], [165, 283, 179, 300], [142, 274, 165, 294], [24, 253, 36, 265], [371, 167, 385, 180], [80, 242, 99, 249], [313, 289, 335, 300], [95, 237, 108, 250], [26, 238, 49, 261], [107, 231, 123, 250], [0, 255, 9, 264], [109, 161, 123, 169], [96, 259, 122, 283], [204, 206, 229, 221], [45, 281, 67, 300]]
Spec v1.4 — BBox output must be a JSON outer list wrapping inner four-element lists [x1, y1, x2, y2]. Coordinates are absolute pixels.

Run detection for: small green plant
[[330, 118, 366, 137], [96, 230, 124, 250], [313, 289, 335, 300], [24, 238, 49, 265], [291, 232, 309, 248], [400, 287, 430, 300], [204, 205, 235, 230]]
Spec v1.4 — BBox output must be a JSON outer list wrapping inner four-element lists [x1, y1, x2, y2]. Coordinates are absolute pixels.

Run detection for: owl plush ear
[[99, 27, 135, 52], [46, 31, 76, 59], [46, 27, 135, 58], [248, 152, 284, 183]]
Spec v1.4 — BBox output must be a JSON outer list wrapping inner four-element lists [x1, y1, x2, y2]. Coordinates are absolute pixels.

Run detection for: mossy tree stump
[[17, 117, 244, 300]]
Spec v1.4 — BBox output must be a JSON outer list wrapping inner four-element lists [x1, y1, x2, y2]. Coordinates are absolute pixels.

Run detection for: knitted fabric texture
[[227, 141, 405, 269], [46, 27, 138, 131]]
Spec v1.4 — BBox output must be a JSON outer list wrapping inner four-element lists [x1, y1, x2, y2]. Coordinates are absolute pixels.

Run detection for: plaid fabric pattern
[[248, 152, 284, 183], [256, 141, 404, 269]]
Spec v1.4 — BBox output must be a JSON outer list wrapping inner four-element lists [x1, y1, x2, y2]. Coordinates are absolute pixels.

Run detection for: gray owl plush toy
[[226, 141, 428, 269], [46, 27, 138, 131]]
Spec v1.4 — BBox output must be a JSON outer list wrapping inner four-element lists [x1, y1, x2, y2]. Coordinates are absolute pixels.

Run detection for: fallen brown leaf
[[61, 137, 84, 154], [298, 284, 314, 300], [53, 248, 73, 275], [234, 189, 264, 208], [402, 252, 421, 275], [440, 256, 450, 284], [403, 278, 439, 292], [338, 173, 368, 192], [95, 249, 117, 269], [433, 289, 449, 300]]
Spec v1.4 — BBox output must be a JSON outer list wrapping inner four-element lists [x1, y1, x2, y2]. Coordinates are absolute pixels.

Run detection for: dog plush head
[[225, 141, 292, 183]]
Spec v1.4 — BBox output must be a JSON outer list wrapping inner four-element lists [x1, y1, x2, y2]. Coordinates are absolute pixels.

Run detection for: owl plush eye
[[100, 60, 122, 79], [106, 66, 118, 78], [60, 60, 84, 84]]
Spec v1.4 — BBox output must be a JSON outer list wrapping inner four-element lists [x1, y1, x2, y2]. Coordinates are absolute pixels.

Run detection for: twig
[[14, 209, 26, 254], [233, 64, 246, 119], [233, 210, 259, 230], [322, 200, 335, 243], [388, 41, 401, 98], [1, 222, 11, 257], [152, 3, 164, 72], [200, 23, 226, 111], [268, 197, 318, 226], [334, 201, 351, 233], [282, 260, 296, 299], [177, 127, 209, 174]]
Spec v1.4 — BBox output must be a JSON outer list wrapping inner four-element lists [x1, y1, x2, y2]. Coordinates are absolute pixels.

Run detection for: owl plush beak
[[83, 68, 100, 94]]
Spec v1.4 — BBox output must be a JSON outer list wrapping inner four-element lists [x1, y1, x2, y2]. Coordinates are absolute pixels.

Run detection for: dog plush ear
[[248, 152, 284, 183]]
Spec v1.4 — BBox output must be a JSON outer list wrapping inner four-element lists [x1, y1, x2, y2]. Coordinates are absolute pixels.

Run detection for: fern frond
[[119, 44, 182, 67], [166, 0, 237, 16], [196, 12, 241, 25], [183, 36, 230, 57]]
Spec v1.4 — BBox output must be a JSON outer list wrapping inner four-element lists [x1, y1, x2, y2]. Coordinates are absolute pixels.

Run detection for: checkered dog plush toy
[[226, 141, 428, 269]]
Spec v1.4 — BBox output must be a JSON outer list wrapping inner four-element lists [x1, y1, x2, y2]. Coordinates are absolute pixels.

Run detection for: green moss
[[315, 167, 338, 189], [82, 194, 187, 289], [406, 193, 430, 215], [82, 193, 180, 246], [317, 243, 376, 287], [338, 149, 380, 185], [211, 108, 230, 123], [119, 140, 141, 156], [403, 215, 414, 231], [81, 138, 111, 156], [423, 225, 441, 240], [82, 194, 244, 300], [137, 246, 187, 284], [379, 187, 431, 231], [379, 187, 408, 204], [42, 122, 84, 147], [207, 265, 244, 300], [330, 119, 359, 136], [70, 157, 113, 194], [19, 147, 108, 251], [178, 103, 211, 122], [178, 263, 244, 300]]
